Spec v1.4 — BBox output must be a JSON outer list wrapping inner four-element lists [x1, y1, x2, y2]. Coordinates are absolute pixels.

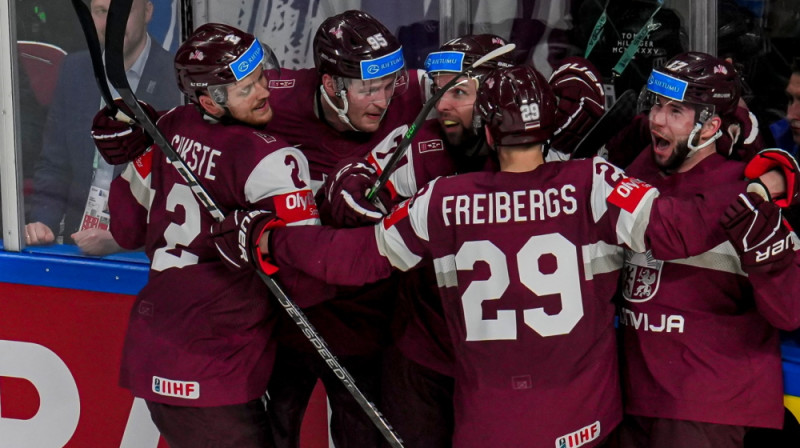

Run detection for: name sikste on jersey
[[121, 117, 319, 231]]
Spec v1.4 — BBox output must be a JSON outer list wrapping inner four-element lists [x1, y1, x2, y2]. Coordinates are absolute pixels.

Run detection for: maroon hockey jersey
[[619, 150, 800, 428], [270, 157, 741, 447], [109, 105, 323, 406], [264, 67, 426, 355]]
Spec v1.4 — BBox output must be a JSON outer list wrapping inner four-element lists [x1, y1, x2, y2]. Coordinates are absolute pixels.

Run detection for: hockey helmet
[[645, 51, 741, 120], [424, 34, 514, 82], [476, 66, 557, 146], [313, 10, 405, 81], [175, 23, 280, 104]]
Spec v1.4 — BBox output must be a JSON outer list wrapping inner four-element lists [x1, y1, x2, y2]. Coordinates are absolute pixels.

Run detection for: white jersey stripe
[[581, 241, 625, 281], [433, 254, 458, 288], [375, 224, 421, 271]]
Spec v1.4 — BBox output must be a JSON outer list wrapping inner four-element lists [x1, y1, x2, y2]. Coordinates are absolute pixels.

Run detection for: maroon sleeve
[[108, 172, 147, 250], [643, 179, 749, 261], [270, 225, 395, 286]]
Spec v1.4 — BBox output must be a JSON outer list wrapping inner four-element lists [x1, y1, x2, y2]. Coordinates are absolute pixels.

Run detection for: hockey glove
[[721, 192, 795, 274], [549, 56, 606, 155], [322, 157, 393, 228], [210, 210, 285, 274], [743, 148, 800, 208], [91, 98, 158, 165]]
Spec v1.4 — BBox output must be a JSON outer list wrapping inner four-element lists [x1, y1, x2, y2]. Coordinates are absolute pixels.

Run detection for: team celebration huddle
[[84, 3, 800, 448]]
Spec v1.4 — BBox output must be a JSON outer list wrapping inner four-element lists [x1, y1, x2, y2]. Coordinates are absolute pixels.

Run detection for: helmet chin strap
[[319, 84, 361, 132], [685, 121, 722, 158]]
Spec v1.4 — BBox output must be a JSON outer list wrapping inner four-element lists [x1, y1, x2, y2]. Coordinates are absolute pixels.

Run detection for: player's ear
[[321, 74, 339, 98], [701, 115, 723, 138], [198, 94, 225, 117]]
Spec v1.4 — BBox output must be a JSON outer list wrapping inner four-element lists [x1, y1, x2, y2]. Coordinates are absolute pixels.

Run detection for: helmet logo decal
[[329, 26, 343, 40], [713, 64, 728, 75], [646, 70, 687, 102], [424, 51, 465, 73], [189, 50, 204, 61], [224, 34, 242, 45], [229, 39, 265, 81], [359, 47, 405, 80]]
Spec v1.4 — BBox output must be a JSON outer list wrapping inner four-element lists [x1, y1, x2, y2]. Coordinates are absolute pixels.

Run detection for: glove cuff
[[252, 217, 285, 275]]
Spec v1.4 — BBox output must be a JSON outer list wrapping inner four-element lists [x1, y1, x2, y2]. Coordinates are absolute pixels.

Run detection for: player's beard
[[654, 137, 691, 174]]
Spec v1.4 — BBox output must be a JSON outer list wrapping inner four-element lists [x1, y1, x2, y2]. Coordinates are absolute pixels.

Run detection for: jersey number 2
[[458, 234, 583, 341], [151, 184, 201, 271]]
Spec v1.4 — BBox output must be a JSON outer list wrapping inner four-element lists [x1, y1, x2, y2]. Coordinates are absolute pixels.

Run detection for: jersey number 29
[[458, 233, 583, 341]]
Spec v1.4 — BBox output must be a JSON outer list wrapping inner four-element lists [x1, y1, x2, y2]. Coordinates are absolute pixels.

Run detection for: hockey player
[[615, 52, 800, 447], [261, 10, 427, 448], [90, 24, 325, 447], [211, 65, 779, 448], [321, 38, 604, 448]]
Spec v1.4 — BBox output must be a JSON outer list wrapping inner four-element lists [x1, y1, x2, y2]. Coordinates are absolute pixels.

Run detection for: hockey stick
[[69, 0, 132, 122], [571, 88, 638, 159], [365, 43, 516, 201], [102, 1, 404, 446], [180, 0, 193, 42]]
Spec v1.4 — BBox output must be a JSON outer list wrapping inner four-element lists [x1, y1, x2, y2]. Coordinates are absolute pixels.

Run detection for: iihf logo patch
[[152, 376, 200, 399], [268, 79, 295, 89], [418, 139, 443, 153], [621, 250, 663, 303], [556, 421, 601, 448]]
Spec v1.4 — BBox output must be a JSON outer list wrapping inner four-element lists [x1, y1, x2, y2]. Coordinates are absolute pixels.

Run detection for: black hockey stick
[[69, 0, 132, 122], [180, 0, 193, 42], [572, 88, 638, 159], [102, 1, 404, 446], [365, 43, 516, 201]]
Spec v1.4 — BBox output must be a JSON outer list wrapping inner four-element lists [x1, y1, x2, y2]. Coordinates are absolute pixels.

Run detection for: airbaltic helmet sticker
[[360, 47, 405, 80], [646, 69, 687, 102], [230, 39, 265, 81], [424, 51, 466, 73]]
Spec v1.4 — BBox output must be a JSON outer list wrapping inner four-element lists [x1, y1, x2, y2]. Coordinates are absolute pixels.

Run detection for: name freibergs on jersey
[[442, 184, 578, 226]]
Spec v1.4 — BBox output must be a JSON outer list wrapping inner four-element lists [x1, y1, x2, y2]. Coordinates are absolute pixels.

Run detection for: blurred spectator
[[770, 59, 800, 157], [25, 0, 181, 255]]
